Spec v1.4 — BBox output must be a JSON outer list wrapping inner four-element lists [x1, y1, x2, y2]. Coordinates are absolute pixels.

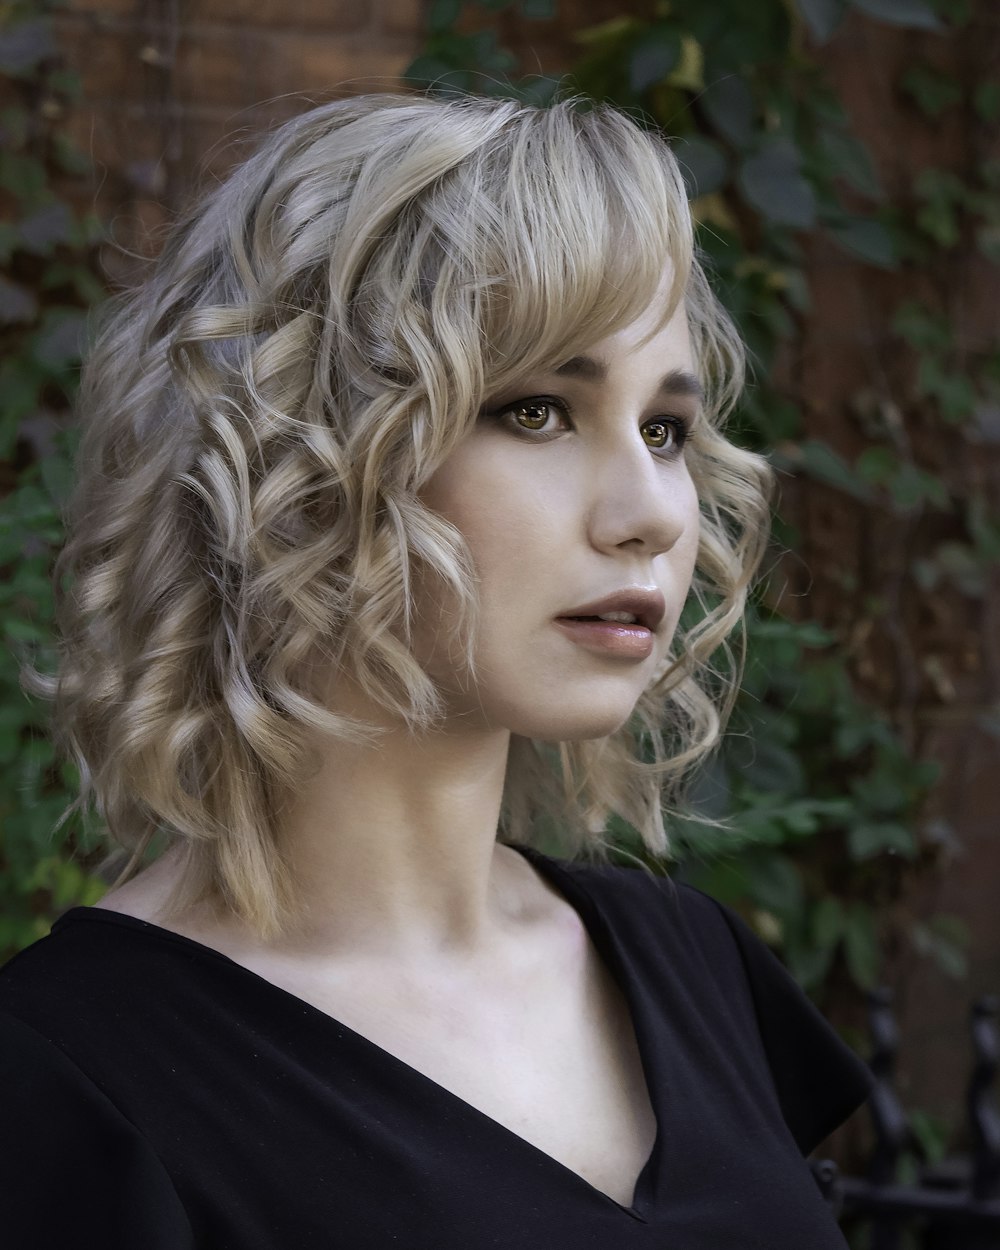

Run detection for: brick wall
[[44, 0, 1000, 1127], [52, 0, 425, 266]]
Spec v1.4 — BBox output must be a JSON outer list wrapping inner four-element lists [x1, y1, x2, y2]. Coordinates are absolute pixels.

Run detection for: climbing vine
[[0, 1, 107, 953], [1, 0, 997, 1066], [406, 0, 1000, 1026]]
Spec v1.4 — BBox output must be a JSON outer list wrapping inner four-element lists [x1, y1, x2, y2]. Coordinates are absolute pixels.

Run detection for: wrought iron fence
[[815, 990, 1000, 1249]]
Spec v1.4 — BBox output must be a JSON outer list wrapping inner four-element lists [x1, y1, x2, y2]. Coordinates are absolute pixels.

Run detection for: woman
[[1, 94, 871, 1247]]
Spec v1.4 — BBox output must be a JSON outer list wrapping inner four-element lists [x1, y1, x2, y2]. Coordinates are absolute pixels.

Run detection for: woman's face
[[417, 295, 702, 742]]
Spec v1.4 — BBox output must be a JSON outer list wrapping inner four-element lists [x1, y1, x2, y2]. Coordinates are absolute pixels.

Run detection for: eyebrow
[[553, 355, 705, 403]]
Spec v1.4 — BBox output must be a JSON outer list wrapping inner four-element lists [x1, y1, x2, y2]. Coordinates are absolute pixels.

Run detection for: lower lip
[[554, 618, 655, 659]]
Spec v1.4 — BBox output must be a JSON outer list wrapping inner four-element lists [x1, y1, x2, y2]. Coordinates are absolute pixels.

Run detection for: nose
[[585, 433, 694, 558]]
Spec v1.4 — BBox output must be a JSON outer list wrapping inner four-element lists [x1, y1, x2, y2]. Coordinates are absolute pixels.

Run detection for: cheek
[[680, 496, 702, 580], [421, 448, 562, 587], [657, 487, 701, 628]]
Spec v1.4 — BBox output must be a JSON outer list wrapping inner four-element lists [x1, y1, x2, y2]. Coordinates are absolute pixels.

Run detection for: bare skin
[[97, 297, 701, 1207]]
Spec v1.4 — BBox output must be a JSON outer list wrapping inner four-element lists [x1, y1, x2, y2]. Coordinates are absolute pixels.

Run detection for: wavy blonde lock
[[31, 94, 772, 934]]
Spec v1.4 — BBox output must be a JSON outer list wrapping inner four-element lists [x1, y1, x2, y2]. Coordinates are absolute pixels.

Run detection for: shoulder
[[2, 906, 159, 994], [0, 1007, 195, 1247], [0, 905, 236, 1077], [520, 846, 751, 969], [523, 847, 874, 1153]]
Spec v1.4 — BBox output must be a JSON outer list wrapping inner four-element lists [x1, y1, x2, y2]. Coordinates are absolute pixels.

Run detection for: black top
[[0, 847, 872, 1248]]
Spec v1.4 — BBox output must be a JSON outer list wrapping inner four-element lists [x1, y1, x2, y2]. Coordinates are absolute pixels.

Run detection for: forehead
[[482, 269, 695, 396], [545, 302, 699, 390]]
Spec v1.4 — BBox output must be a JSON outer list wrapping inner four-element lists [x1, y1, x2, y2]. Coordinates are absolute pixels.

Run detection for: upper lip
[[557, 588, 666, 632]]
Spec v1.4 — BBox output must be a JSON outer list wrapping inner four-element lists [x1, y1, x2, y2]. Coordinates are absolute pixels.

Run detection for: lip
[[553, 587, 666, 661], [555, 588, 667, 633], [553, 617, 656, 659]]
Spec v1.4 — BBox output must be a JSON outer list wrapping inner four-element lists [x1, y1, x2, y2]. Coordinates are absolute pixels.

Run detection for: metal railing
[[816, 990, 1000, 1249]]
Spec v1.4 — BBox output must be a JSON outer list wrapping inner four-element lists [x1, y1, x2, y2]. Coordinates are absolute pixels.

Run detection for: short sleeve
[[705, 896, 874, 1155], [0, 1011, 196, 1249]]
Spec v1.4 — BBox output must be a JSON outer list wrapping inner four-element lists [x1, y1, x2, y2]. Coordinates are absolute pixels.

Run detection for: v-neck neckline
[[54, 846, 662, 1222]]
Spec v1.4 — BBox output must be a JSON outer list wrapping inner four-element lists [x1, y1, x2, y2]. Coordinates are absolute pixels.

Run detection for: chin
[[487, 692, 642, 743], [435, 660, 654, 741]]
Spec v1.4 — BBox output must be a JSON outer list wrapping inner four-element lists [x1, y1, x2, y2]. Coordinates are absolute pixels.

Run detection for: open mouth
[[555, 588, 665, 637], [560, 613, 647, 629]]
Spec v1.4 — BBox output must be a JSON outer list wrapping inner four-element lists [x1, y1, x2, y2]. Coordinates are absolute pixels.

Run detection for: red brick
[[52, 14, 145, 107], [173, 106, 302, 186], [174, 26, 281, 110], [187, 0, 371, 33], [378, 0, 424, 38], [60, 0, 135, 15], [64, 103, 162, 175], [272, 31, 412, 98]]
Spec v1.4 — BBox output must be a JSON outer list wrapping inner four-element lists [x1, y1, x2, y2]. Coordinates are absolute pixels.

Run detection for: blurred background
[[1, 0, 998, 1194]]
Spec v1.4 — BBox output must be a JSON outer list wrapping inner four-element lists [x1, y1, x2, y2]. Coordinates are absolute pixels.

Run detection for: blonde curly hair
[[30, 94, 772, 934]]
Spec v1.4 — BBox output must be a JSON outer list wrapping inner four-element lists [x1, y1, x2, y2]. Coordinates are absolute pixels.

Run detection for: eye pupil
[[516, 403, 550, 429], [644, 421, 671, 448]]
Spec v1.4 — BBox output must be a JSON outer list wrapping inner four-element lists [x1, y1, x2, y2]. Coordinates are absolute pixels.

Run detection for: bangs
[[41, 91, 768, 936], [345, 100, 694, 421], [451, 104, 694, 388]]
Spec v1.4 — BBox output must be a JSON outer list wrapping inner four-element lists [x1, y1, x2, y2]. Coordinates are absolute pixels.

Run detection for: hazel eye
[[486, 396, 571, 437], [642, 417, 689, 454], [510, 400, 562, 431]]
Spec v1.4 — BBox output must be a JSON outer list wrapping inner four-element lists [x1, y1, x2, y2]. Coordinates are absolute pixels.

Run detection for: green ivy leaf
[[892, 300, 944, 349], [887, 462, 949, 511], [677, 135, 730, 198], [0, 150, 47, 205], [786, 940, 837, 990], [0, 221, 18, 265], [975, 223, 1000, 265], [819, 128, 883, 200], [847, 822, 917, 861], [917, 198, 960, 247], [18, 200, 74, 255], [3, 618, 46, 644], [834, 712, 891, 758], [795, 0, 848, 42], [404, 55, 465, 88], [520, 0, 556, 18], [901, 63, 962, 118], [912, 920, 968, 979], [729, 735, 806, 793], [0, 705, 28, 765], [855, 446, 894, 483], [849, 0, 943, 31], [511, 76, 563, 106], [779, 438, 874, 502], [974, 81, 1000, 123], [744, 852, 804, 914], [914, 167, 966, 247], [920, 542, 989, 597], [428, 0, 461, 32], [842, 903, 880, 989], [851, 766, 914, 815], [917, 357, 977, 423], [32, 309, 85, 370], [828, 217, 898, 268], [738, 140, 817, 229], [628, 24, 681, 94], [966, 495, 1000, 561], [811, 896, 844, 951], [0, 105, 28, 150], [39, 449, 73, 508], [0, 19, 57, 77], [0, 276, 39, 325], [700, 74, 756, 149]]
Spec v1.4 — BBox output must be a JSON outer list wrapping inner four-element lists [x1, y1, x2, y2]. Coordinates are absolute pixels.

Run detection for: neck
[[269, 715, 518, 957]]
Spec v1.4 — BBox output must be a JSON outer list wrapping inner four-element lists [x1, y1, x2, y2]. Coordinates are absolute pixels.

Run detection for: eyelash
[[482, 395, 693, 458]]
